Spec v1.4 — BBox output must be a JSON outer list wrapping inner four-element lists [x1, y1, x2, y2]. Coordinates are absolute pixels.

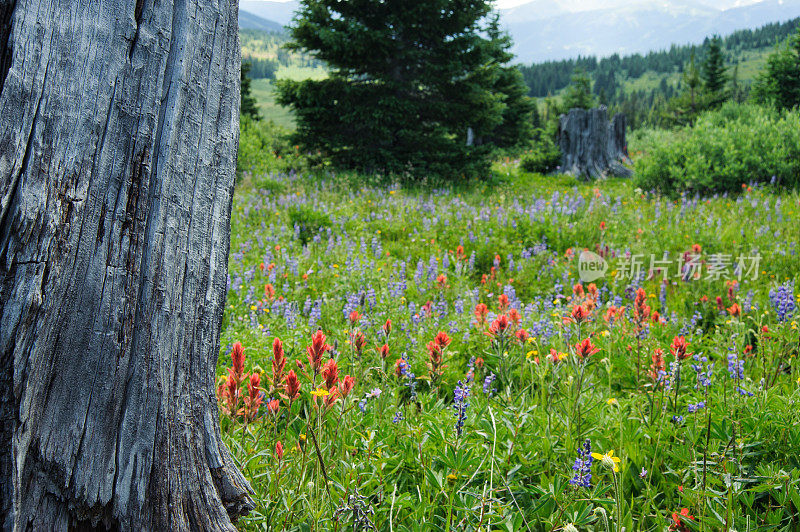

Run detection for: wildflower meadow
[[217, 169, 800, 530]]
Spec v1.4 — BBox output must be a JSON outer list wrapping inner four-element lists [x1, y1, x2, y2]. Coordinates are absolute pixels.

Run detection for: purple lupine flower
[[453, 380, 470, 437], [569, 439, 593, 488]]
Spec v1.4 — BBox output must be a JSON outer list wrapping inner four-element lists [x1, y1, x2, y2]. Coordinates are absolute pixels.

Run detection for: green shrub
[[635, 102, 800, 195], [237, 117, 307, 180], [287, 205, 332, 245], [520, 135, 562, 174]]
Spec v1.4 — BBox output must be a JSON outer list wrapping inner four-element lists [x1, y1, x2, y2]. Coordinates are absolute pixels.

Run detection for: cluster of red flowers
[[426, 331, 451, 384], [670, 335, 691, 361], [669, 508, 694, 531], [217, 342, 263, 422]]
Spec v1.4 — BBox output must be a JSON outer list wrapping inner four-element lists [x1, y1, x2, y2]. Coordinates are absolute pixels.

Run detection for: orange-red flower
[[286, 370, 300, 401], [515, 328, 529, 343], [322, 359, 339, 390], [474, 303, 489, 324], [650, 348, 665, 383], [264, 283, 275, 300], [575, 338, 600, 360], [508, 308, 522, 325], [272, 337, 286, 385], [231, 342, 246, 379], [670, 336, 690, 360], [727, 303, 741, 317], [275, 441, 284, 461], [486, 314, 510, 338], [382, 318, 392, 337], [307, 330, 332, 375], [498, 294, 509, 311], [378, 343, 390, 360], [349, 310, 361, 326], [340, 375, 355, 398], [434, 331, 451, 349]]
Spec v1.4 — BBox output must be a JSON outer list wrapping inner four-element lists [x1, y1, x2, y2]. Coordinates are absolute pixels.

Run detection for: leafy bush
[[520, 134, 562, 174], [287, 205, 332, 245], [635, 103, 800, 195], [237, 117, 307, 181]]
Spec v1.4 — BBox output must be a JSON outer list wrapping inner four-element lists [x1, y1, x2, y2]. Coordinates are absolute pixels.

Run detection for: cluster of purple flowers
[[483, 373, 497, 397], [769, 281, 796, 322], [453, 380, 470, 436], [569, 439, 593, 488], [687, 401, 706, 413]]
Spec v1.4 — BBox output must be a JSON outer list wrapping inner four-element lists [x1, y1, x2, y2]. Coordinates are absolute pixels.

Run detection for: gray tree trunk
[[0, 0, 253, 529], [557, 106, 633, 180]]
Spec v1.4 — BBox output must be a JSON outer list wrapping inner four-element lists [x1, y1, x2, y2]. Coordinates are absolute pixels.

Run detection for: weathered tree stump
[[0, 1, 252, 529], [557, 106, 633, 180]]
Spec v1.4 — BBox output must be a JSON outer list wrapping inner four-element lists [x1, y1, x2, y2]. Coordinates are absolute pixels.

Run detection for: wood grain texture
[[558, 106, 633, 180], [0, 0, 253, 529]]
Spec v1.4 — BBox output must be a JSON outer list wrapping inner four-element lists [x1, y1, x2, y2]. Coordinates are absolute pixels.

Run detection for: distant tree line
[[519, 16, 800, 98], [537, 22, 800, 131]]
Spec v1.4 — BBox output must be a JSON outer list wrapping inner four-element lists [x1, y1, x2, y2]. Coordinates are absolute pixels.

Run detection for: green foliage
[[276, 0, 533, 179], [702, 35, 729, 106], [287, 205, 332, 245], [241, 62, 261, 120], [752, 23, 800, 110], [520, 134, 562, 174], [562, 67, 596, 111], [237, 117, 306, 180], [635, 102, 800, 195]]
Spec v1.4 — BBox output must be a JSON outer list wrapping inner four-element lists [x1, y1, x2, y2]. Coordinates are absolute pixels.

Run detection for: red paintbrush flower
[[498, 294, 509, 311], [272, 337, 286, 385], [727, 303, 741, 317], [382, 319, 392, 337], [486, 314, 510, 338], [566, 304, 589, 324], [231, 342, 246, 379], [436, 274, 448, 288], [264, 283, 275, 300], [508, 308, 522, 325], [573, 283, 584, 298], [340, 375, 355, 398], [669, 508, 694, 531], [275, 441, 284, 461], [575, 338, 600, 360], [267, 398, 280, 416], [349, 310, 361, 326], [322, 359, 339, 390], [378, 344, 390, 360], [306, 330, 331, 375], [435, 331, 451, 349], [515, 328, 529, 343], [285, 370, 300, 401], [650, 348, 665, 383], [474, 303, 489, 324], [670, 336, 690, 360]]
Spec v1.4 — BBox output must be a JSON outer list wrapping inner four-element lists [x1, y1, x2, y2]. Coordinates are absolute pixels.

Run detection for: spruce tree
[[277, 0, 528, 178], [562, 68, 595, 110], [241, 61, 261, 120], [753, 23, 800, 110], [702, 36, 728, 107]]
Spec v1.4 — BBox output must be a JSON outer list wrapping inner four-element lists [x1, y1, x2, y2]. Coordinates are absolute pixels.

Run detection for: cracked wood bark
[[557, 106, 633, 180], [0, 0, 254, 529]]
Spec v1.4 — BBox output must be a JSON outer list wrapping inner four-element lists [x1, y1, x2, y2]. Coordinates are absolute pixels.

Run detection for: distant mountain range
[[238, 9, 285, 33], [238, 0, 800, 62]]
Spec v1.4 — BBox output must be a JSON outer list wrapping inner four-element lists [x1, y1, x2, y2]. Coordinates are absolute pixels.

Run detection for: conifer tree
[[277, 0, 530, 178], [241, 62, 261, 120], [753, 23, 800, 110], [562, 68, 596, 110], [702, 35, 728, 107]]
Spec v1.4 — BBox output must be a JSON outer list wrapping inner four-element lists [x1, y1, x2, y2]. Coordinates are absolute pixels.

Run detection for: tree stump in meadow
[[0, 1, 252, 529], [557, 106, 633, 180]]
